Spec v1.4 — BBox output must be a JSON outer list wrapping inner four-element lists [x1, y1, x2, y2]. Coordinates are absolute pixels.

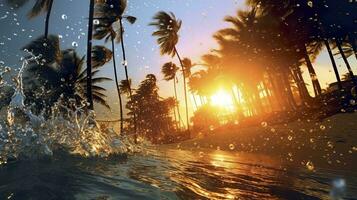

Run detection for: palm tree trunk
[[262, 81, 274, 112], [281, 72, 297, 110], [174, 46, 190, 132], [44, 0, 54, 38], [336, 38, 357, 84], [199, 96, 204, 105], [230, 86, 238, 106], [119, 18, 137, 134], [173, 105, 178, 129], [111, 37, 124, 134], [303, 44, 322, 96], [324, 39, 342, 90], [191, 94, 198, 111], [296, 67, 312, 99], [348, 35, 357, 60], [173, 76, 182, 128], [267, 71, 283, 109], [292, 68, 312, 105], [86, 0, 95, 109], [251, 85, 264, 114]]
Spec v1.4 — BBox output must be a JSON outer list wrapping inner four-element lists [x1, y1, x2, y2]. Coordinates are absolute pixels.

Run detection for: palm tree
[[324, 39, 342, 90], [86, 0, 95, 109], [335, 39, 356, 84], [6, 0, 54, 38], [161, 62, 182, 128], [94, 0, 137, 132], [21, 35, 112, 113], [94, 0, 137, 98], [93, 27, 125, 133], [150, 11, 190, 131], [182, 57, 202, 110], [119, 79, 132, 96]]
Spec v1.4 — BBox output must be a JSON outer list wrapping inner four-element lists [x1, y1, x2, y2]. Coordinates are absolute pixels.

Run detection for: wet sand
[[168, 113, 357, 171]]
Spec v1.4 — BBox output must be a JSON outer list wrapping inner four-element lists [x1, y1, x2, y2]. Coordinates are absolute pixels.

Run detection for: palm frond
[[124, 15, 137, 24], [77, 70, 101, 83], [92, 77, 113, 84], [150, 11, 181, 57], [92, 45, 113, 68], [161, 62, 178, 81], [23, 35, 62, 64], [28, 0, 51, 18], [93, 94, 110, 109], [119, 79, 132, 95]]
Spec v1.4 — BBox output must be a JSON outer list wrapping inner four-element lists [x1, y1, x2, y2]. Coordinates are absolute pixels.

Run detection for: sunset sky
[[0, 0, 356, 120]]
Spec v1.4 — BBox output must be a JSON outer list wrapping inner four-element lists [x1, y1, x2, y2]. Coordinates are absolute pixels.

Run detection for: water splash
[[0, 54, 141, 165]]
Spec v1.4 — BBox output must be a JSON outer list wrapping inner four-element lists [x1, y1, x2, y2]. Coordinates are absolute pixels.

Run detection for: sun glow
[[211, 90, 234, 108]]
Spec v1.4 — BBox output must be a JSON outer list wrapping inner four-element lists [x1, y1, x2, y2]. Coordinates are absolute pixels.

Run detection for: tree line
[[3, 0, 356, 142]]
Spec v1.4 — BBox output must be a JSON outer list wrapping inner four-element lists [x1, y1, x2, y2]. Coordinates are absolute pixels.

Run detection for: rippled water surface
[[1, 148, 356, 200]]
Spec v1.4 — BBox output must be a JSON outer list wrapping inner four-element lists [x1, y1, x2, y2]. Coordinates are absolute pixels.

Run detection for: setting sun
[[211, 90, 234, 109]]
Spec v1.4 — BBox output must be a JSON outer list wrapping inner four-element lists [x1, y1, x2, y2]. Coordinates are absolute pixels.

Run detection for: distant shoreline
[[165, 112, 357, 171]]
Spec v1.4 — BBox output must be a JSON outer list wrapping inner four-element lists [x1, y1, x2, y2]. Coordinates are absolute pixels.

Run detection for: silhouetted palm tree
[[150, 11, 190, 131], [161, 62, 182, 127], [94, 0, 136, 97], [21, 35, 112, 113], [86, 0, 95, 109], [119, 79, 132, 96], [335, 39, 356, 84], [6, 0, 54, 37], [94, 0, 137, 132]]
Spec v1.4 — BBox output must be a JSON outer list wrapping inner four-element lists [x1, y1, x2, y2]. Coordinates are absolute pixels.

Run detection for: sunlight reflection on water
[[0, 148, 356, 199]]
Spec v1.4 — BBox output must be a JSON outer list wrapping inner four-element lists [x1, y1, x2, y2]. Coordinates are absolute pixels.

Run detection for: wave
[[0, 52, 143, 165]]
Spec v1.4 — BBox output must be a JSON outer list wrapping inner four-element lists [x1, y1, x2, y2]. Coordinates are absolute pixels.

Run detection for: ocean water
[[1, 148, 356, 200]]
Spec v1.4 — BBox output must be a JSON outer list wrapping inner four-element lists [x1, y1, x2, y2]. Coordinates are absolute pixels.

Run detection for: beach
[[169, 112, 357, 171]]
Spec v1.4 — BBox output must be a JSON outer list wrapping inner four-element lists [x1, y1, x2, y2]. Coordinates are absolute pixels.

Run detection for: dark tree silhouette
[[161, 62, 182, 128], [150, 11, 190, 131]]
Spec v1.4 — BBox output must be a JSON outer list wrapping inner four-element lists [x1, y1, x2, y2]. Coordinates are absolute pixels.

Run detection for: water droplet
[[61, 14, 68, 20], [4, 66, 11, 73], [320, 125, 326, 131], [93, 19, 100, 25], [261, 121, 267, 128], [307, 1, 313, 7], [199, 152, 204, 158], [229, 144, 235, 150], [209, 125, 214, 131], [306, 161, 314, 171], [288, 135, 293, 141], [72, 41, 78, 47], [121, 60, 128, 66]]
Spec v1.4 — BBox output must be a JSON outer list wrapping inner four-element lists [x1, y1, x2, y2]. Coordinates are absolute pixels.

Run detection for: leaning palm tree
[[161, 62, 182, 128], [150, 11, 190, 131], [94, 0, 136, 99], [6, 0, 54, 38], [94, 0, 137, 132]]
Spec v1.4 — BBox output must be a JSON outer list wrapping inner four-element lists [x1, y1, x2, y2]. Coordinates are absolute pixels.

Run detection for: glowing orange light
[[211, 90, 234, 108]]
